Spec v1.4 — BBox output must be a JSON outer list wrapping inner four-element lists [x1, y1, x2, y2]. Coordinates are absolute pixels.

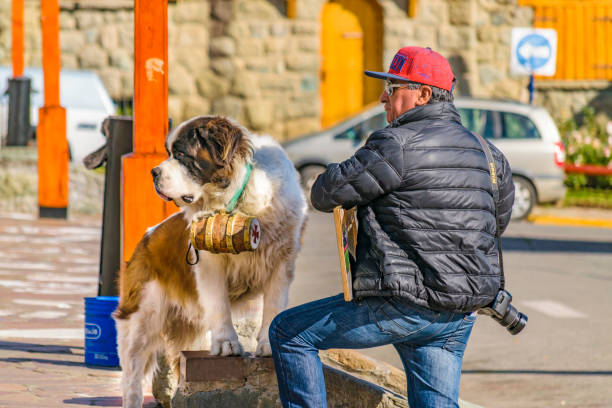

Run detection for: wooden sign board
[[333, 206, 357, 301]]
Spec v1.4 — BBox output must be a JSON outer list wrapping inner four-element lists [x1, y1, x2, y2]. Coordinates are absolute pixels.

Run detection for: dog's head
[[152, 116, 253, 207]]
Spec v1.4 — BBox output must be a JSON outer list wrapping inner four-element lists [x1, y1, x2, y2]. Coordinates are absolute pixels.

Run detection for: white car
[[283, 98, 567, 220], [0, 67, 115, 164]]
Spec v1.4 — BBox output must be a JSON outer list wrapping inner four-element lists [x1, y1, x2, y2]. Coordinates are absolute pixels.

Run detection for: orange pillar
[[38, 0, 68, 218], [12, 0, 24, 77], [122, 0, 176, 263]]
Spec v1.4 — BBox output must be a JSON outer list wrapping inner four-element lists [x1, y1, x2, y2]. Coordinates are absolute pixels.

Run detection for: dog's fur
[[114, 116, 308, 408]]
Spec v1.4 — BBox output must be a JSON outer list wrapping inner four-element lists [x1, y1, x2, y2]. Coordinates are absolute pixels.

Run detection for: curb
[[527, 214, 612, 229], [321, 349, 484, 408], [459, 399, 485, 408]]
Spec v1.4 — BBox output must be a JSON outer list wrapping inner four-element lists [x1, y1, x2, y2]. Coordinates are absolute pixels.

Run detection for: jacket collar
[[390, 102, 462, 127]]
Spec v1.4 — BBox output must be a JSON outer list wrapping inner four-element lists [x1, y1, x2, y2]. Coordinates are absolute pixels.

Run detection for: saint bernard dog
[[114, 116, 308, 408]]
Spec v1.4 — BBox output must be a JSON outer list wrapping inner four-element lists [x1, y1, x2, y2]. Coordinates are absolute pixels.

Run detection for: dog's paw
[[210, 338, 244, 356], [255, 340, 272, 356]]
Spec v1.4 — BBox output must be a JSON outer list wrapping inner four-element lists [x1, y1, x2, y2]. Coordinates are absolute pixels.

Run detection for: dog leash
[[185, 162, 253, 266]]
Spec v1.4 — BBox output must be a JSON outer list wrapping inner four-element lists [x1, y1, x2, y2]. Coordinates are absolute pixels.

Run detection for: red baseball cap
[[365, 47, 455, 92]]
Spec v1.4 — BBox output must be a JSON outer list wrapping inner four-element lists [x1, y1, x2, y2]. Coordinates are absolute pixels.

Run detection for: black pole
[[95, 115, 171, 297], [98, 116, 133, 297], [6, 77, 31, 146], [528, 74, 534, 105]]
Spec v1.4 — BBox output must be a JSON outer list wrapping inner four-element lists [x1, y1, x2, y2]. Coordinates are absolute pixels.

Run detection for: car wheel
[[511, 176, 536, 220], [299, 165, 326, 207]]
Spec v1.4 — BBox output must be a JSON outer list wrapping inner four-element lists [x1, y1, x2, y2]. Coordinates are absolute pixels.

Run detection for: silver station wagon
[[283, 98, 566, 220]]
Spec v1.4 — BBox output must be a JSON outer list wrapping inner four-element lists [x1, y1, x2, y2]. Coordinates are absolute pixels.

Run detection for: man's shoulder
[[365, 126, 405, 146], [369, 122, 424, 144]]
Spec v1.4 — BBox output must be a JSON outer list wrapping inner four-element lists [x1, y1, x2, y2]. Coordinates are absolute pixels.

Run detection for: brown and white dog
[[114, 116, 308, 408]]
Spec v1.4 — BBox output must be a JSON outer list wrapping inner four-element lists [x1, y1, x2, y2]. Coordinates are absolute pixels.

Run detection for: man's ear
[[416, 85, 432, 106]]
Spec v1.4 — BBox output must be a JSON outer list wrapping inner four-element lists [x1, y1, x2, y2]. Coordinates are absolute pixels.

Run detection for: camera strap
[[470, 132, 505, 290]]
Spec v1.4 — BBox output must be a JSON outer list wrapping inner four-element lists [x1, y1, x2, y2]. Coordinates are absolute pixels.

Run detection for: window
[[362, 112, 387, 138], [458, 108, 500, 139], [459, 108, 542, 140], [500, 112, 542, 139], [334, 124, 361, 141], [333, 112, 387, 143]]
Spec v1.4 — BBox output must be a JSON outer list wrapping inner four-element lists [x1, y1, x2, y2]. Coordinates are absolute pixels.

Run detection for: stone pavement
[[0, 212, 156, 408]]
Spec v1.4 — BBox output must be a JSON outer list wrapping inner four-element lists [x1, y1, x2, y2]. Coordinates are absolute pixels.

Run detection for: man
[[269, 46, 515, 408]]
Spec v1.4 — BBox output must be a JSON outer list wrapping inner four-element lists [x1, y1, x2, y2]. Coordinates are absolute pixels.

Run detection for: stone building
[[0, 0, 610, 141]]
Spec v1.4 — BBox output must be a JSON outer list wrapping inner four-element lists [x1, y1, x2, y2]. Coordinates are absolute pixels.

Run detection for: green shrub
[[563, 188, 612, 209], [559, 107, 612, 190]]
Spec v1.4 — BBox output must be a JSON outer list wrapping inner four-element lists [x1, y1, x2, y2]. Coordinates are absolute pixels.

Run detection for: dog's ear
[[197, 118, 250, 167]]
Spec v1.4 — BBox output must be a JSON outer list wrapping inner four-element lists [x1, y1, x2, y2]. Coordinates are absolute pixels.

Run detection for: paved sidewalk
[[0, 212, 156, 408]]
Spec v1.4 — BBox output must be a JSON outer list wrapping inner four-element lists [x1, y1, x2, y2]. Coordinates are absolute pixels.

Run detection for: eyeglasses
[[385, 79, 416, 98]]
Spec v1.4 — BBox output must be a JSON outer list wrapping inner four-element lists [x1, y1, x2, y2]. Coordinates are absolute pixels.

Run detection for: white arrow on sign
[[518, 42, 551, 61]]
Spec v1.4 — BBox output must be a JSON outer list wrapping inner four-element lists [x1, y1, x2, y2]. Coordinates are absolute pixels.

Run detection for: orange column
[[12, 0, 24, 77], [122, 0, 176, 263], [38, 0, 68, 218]]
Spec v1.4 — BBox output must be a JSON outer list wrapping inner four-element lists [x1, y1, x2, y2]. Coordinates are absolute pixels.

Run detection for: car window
[[333, 112, 387, 142], [458, 108, 499, 139], [362, 112, 387, 137], [334, 124, 361, 141], [500, 111, 541, 139]]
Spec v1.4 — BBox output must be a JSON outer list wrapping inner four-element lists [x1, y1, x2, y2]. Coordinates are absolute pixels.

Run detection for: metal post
[[528, 74, 534, 105], [8, 0, 30, 147], [98, 116, 133, 297], [6, 77, 31, 146]]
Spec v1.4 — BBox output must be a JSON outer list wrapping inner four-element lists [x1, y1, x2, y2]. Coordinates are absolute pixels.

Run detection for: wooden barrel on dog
[[190, 212, 261, 254]]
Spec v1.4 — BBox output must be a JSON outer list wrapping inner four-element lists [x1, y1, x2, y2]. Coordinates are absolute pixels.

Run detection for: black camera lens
[[500, 304, 520, 326], [492, 303, 528, 335], [507, 312, 527, 335]]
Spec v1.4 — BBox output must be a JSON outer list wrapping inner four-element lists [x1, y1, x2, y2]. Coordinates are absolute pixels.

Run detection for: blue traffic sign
[[516, 33, 552, 71]]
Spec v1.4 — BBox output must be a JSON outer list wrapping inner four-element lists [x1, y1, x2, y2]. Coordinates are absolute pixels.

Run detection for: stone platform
[[172, 351, 408, 408]]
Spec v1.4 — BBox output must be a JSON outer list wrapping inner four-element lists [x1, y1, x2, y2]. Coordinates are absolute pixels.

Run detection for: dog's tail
[[113, 260, 146, 320]]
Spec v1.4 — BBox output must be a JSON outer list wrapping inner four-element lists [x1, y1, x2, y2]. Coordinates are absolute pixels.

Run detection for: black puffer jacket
[[311, 102, 514, 312]]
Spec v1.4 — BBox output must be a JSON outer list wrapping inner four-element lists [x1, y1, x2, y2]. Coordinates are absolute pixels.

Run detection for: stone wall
[[0, 0, 609, 141], [534, 80, 612, 123], [0, 146, 104, 216], [205, 0, 322, 139]]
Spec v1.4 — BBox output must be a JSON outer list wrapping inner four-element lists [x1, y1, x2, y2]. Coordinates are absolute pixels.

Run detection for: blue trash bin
[[84, 296, 120, 367]]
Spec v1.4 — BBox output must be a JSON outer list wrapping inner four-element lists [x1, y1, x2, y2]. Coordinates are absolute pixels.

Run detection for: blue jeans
[[269, 294, 476, 408]]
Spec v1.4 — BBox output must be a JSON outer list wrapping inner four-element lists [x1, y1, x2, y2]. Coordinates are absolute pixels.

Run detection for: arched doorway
[[320, 0, 383, 127]]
